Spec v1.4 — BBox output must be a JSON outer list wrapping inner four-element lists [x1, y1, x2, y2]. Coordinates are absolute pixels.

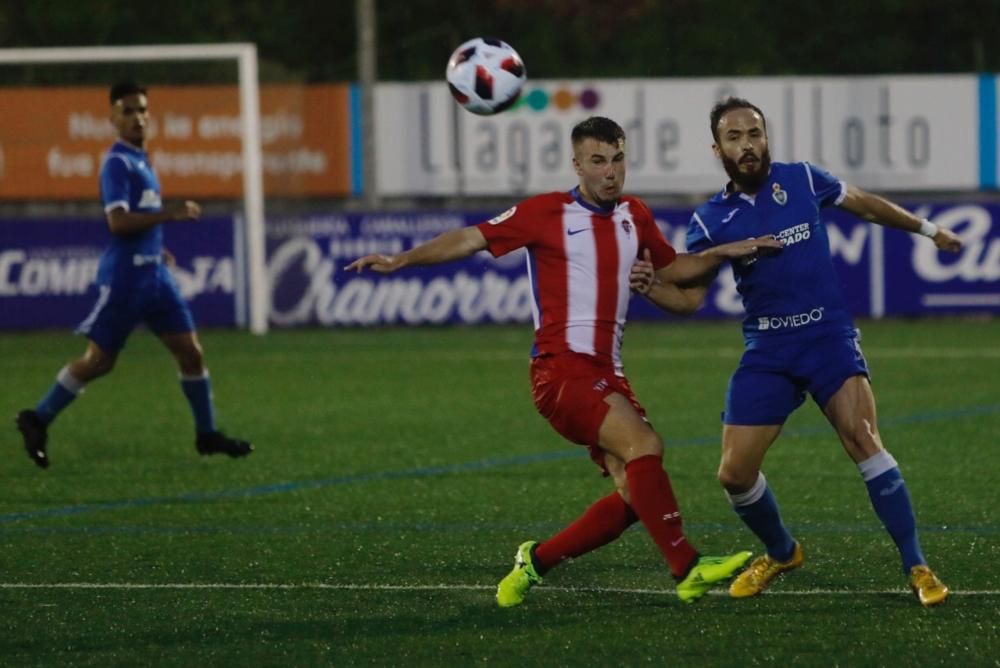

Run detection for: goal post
[[0, 43, 269, 334]]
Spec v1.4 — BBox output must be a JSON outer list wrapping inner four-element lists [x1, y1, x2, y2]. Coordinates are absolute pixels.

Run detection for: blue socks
[[180, 371, 216, 434], [859, 450, 926, 572], [35, 366, 85, 424], [728, 472, 797, 562]]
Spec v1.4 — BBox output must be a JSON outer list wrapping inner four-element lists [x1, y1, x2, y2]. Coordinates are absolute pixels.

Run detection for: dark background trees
[[0, 0, 997, 83]]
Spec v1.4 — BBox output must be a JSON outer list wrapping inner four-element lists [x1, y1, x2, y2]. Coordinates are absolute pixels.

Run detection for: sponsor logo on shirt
[[756, 307, 825, 331], [138, 189, 161, 209], [567, 227, 591, 236], [133, 254, 163, 266], [775, 222, 811, 246]]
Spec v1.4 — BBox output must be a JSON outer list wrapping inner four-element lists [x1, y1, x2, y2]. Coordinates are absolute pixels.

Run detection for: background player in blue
[[635, 97, 962, 607], [15, 81, 252, 468]]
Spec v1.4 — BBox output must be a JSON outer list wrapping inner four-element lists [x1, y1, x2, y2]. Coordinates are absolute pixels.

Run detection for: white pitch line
[[1, 582, 998, 596]]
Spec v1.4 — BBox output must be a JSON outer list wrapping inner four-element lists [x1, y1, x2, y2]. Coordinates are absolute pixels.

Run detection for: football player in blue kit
[[15, 81, 252, 468], [634, 97, 961, 607]]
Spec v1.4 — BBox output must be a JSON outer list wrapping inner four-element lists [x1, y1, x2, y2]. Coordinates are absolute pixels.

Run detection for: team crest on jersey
[[771, 183, 788, 206], [487, 206, 516, 225], [621, 217, 632, 237]]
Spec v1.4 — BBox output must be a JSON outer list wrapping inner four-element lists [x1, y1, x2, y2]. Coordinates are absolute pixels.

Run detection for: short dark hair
[[710, 97, 766, 141], [571, 116, 625, 147], [109, 80, 146, 105]]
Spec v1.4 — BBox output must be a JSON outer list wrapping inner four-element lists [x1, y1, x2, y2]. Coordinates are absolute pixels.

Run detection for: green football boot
[[496, 541, 543, 608], [676, 551, 753, 603]]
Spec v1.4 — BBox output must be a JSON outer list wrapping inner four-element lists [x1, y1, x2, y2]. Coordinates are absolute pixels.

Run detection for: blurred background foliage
[[0, 0, 998, 84]]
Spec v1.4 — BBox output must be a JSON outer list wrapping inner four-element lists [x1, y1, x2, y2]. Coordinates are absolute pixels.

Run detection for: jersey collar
[[713, 166, 776, 205], [112, 139, 147, 157], [570, 186, 619, 214]]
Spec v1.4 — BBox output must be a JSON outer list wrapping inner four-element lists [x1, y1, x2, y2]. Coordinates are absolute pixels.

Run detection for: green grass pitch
[[1, 319, 998, 665]]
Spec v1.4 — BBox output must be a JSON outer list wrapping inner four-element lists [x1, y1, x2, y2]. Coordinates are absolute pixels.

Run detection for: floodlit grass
[[1, 320, 998, 665]]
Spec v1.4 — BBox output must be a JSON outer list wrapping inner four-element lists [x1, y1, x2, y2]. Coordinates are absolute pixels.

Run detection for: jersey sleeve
[[475, 198, 541, 257], [632, 198, 676, 269], [805, 162, 847, 208], [100, 155, 131, 213], [685, 210, 714, 253]]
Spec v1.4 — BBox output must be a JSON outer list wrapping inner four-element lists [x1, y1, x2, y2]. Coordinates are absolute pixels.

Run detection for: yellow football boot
[[909, 565, 949, 607], [729, 542, 804, 598]]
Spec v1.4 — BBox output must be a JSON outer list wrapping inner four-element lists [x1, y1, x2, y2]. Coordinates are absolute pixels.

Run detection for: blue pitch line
[[2, 522, 998, 536], [2, 403, 997, 524]]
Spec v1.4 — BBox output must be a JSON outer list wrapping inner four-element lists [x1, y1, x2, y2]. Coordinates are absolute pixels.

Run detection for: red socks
[[533, 455, 698, 579], [624, 454, 698, 578], [535, 492, 638, 573]]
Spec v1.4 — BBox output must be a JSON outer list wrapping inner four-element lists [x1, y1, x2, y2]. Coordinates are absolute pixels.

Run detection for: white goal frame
[[0, 43, 269, 334]]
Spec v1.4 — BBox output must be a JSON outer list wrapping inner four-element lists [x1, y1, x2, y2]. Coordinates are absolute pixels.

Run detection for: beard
[[722, 148, 771, 193]]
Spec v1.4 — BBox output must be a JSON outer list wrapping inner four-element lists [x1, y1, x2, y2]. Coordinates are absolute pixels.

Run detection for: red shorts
[[530, 352, 648, 475]]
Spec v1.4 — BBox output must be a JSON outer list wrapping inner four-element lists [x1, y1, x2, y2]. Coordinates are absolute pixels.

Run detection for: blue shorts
[[76, 267, 195, 353], [724, 327, 870, 425]]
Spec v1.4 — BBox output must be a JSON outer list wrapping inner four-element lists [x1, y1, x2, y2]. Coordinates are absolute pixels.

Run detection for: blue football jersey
[[687, 161, 853, 344], [97, 140, 164, 283]]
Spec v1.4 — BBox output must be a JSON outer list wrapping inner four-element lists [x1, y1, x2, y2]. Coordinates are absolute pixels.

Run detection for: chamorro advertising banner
[[1, 204, 996, 331]]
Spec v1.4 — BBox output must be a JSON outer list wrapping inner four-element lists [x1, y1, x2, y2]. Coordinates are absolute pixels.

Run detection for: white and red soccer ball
[[446, 37, 526, 115]]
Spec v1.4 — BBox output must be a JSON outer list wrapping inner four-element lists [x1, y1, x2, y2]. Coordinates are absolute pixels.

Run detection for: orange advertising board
[[0, 84, 352, 199]]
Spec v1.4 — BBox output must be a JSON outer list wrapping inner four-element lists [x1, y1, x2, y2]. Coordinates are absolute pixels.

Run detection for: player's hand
[[345, 254, 403, 274], [933, 228, 962, 253], [630, 249, 656, 294], [712, 235, 783, 259], [172, 200, 201, 221]]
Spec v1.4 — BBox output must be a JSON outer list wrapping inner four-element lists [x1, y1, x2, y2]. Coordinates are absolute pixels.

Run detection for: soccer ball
[[446, 37, 526, 115]]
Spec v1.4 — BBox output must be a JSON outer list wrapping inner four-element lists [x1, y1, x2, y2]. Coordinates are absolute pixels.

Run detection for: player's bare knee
[[718, 465, 756, 494], [840, 421, 883, 460], [80, 351, 116, 379], [633, 430, 663, 459], [176, 346, 204, 375]]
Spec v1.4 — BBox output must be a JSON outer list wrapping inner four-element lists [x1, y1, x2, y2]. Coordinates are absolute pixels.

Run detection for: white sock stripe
[[858, 450, 899, 482], [727, 472, 767, 506], [179, 370, 210, 382], [56, 366, 86, 395]]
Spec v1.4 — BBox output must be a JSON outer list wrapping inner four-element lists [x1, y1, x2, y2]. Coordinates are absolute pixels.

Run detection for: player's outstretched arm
[[346, 226, 488, 274], [839, 185, 962, 253], [631, 249, 710, 315], [106, 201, 201, 235], [632, 236, 780, 315], [662, 235, 782, 285]]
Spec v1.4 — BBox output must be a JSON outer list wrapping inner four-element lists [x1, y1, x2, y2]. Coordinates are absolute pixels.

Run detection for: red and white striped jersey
[[477, 189, 676, 373]]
